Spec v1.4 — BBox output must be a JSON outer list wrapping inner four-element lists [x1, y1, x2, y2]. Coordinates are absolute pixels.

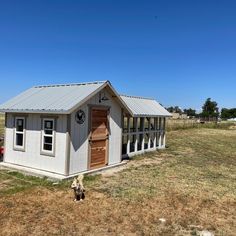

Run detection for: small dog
[[71, 175, 85, 202]]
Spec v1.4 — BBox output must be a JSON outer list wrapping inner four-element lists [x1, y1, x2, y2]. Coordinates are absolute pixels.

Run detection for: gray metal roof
[[120, 95, 171, 117], [0, 81, 107, 114], [0, 80, 171, 117]]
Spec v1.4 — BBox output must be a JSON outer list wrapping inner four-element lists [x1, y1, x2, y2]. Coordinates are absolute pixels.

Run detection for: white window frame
[[41, 118, 56, 156], [14, 117, 26, 151]]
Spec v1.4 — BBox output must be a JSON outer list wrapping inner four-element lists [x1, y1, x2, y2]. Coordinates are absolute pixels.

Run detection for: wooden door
[[89, 108, 109, 169]]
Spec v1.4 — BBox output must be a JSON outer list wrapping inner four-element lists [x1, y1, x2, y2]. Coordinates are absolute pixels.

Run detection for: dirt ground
[[0, 128, 236, 236]]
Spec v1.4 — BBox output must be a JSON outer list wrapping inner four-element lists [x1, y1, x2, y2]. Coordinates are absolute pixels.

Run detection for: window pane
[[150, 118, 155, 130], [16, 133, 23, 146], [144, 118, 149, 131], [130, 118, 135, 132], [144, 133, 149, 149], [122, 135, 128, 155], [130, 135, 135, 152], [123, 117, 128, 133], [139, 118, 144, 132], [158, 118, 162, 130], [44, 136, 52, 144], [44, 120, 53, 130], [137, 118, 140, 131], [156, 133, 160, 147], [16, 119, 24, 132], [150, 133, 154, 148], [44, 144, 52, 151], [138, 134, 143, 151], [44, 129, 53, 135]]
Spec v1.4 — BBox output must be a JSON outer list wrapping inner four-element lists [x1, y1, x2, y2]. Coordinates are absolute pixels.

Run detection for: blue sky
[[0, 0, 235, 111]]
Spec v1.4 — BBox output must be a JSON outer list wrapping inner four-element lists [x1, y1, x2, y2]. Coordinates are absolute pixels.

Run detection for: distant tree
[[167, 106, 174, 113], [221, 108, 236, 120], [200, 98, 219, 119], [221, 108, 230, 120], [183, 108, 196, 117], [167, 106, 182, 114], [174, 106, 182, 114]]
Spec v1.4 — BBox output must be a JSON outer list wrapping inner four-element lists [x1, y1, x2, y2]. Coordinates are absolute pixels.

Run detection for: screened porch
[[122, 116, 166, 157]]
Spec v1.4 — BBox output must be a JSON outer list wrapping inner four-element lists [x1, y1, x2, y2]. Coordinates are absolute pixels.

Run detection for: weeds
[[167, 119, 235, 131], [0, 128, 235, 235]]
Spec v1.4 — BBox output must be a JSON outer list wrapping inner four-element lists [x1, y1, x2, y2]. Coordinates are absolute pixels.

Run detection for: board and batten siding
[[4, 113, 67, 175], [69, 87, 122, 175]]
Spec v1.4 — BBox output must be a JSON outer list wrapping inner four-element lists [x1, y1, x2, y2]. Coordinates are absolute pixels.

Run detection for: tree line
[[167, 98, 235, 120]]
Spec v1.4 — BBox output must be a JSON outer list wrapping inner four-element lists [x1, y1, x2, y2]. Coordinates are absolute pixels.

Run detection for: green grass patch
[[0, 170, 53, 196]]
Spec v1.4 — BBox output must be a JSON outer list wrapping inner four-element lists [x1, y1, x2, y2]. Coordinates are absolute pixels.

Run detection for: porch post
[[158, 117, 162, 148], [126, 117, 130, 154], [65, 114, 71, 176], [141, 118, 145, 151], [153, 117, 157, 148], [163, 117, 166, 148], [148, 118, 151, 149], [134, 117, 138, 152]]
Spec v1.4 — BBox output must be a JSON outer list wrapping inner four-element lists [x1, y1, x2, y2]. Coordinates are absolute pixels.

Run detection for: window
[[144, 118, 149, 131], [122, 135, 128, 155], [123, 117, 128, 133], [150, 118, 155, 130], [14, 117, 26, 150], [137, 134, 143, 151], [130, 134, 136, 152], [144, 133, 149, 149], [159, 117, 162, 130], [150, 133, 154, 148], [156, 132, 160, 147], [137, 118, 141, 131], [41, 118, 55, 155], [130, 117, 135, 132], [139, 118, 144, 132]]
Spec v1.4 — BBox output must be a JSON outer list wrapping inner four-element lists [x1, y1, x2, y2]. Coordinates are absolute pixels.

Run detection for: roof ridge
[[34, 81, 107, 88], [120, 94, 155, 101]]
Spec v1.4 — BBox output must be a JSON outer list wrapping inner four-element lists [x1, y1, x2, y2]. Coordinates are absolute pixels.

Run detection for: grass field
[[166, 118, 236, 131], [0, 128, 235, 235]]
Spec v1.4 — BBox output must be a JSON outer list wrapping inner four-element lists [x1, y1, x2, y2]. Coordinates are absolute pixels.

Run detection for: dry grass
[[0, 129, 236, 235], [167, 119, 236, 131]]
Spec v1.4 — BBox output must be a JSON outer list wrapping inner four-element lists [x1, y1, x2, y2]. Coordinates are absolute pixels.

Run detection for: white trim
[[13, 117, 26, 151], [41, 118, 56, 156]]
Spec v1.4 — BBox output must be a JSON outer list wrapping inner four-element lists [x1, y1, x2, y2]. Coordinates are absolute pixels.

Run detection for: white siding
[[69, 87, 122, 175], [4, 113, 67, 175]]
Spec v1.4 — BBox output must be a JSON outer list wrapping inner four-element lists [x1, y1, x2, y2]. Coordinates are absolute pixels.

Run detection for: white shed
[[0, 81, 171, 178]]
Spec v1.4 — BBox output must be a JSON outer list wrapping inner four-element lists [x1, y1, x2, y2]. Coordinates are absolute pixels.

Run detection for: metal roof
[[0, 81, 108, 114], [0, 80, 171, 117], [120, 95, 172, 117]]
